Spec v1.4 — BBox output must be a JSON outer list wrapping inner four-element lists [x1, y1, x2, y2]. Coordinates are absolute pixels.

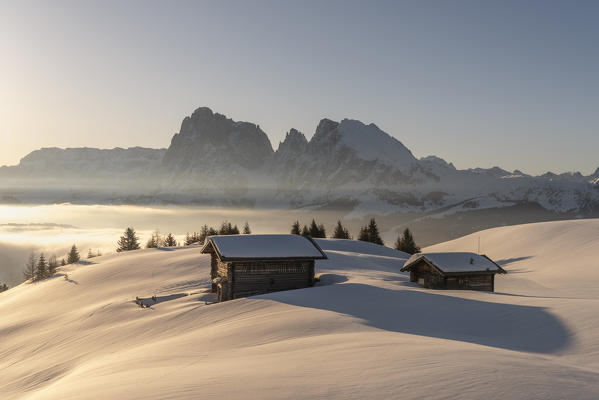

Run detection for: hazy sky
[[1, 0, 597, 175]]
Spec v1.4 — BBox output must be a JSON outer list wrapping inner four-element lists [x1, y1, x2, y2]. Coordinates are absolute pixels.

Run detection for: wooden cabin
[[400, 252, 506, 292], [201, 234, 327, 302]]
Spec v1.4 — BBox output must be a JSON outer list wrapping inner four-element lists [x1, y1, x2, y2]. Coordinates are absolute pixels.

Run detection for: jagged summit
[[420, 155, 456, 170], [163, 107, 274, 174], [2, 105, 599, 216], [307, 118, 417, 170], [277, 128, 308, 152]]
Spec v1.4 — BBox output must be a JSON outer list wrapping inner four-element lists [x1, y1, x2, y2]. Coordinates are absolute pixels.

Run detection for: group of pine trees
[[394, 228, 420, 254], [357, 218, 384, 245], [291, 219, 327, 238], [146, 230, 178, 248], [23, 253, 59, 282], [290, 218, 420, 254], [184, 221, 251, 245], [23, 244, 81, 284], [115, 221, 252, 252], [87, 248, 102, 259]]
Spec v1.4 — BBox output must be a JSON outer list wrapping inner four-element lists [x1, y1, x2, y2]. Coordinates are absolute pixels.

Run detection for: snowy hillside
[[2, 222, 599, 399]]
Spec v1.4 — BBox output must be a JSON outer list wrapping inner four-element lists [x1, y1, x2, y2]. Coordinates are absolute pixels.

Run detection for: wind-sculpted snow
[[2, 227, 599, 399]]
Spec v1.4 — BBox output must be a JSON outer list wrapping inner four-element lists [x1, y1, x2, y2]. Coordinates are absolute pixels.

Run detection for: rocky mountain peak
[[163, 107, 274, 173], [312, 119, 340, 142], [277, 129, 308, 154], [420, 155, 456, 170]]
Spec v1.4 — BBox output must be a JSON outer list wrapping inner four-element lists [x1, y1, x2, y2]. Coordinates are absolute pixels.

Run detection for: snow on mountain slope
[[1, 147, 165, 178], [425, 218, 599, 298], [2, 106, 598, 217], [2, 228, 599, 399], [336, 119, 417, 170]]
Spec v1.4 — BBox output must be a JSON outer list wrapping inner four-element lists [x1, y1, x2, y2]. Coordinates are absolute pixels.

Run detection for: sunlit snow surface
[[2, 220, 599, 399]]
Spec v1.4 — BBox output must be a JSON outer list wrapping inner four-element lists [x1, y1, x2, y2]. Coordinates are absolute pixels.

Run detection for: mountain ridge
[[1, 106, 598, 219]]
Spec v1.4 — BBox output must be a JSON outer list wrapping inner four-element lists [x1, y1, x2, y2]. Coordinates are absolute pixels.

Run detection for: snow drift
[[2, 221, 599, 399]]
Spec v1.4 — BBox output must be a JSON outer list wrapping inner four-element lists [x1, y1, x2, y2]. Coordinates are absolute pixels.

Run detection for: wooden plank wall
[[231, 260, 314, 299]]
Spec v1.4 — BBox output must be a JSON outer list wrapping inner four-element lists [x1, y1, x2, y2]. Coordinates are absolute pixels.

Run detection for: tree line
[[113, 221, 252, 253], [183, 221, 251, 246], [291, 218, 420, 254], [19, 218, 419, 286], [22, 244, 86, 284]]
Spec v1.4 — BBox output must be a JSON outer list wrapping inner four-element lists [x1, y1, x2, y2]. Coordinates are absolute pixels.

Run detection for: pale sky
[[0, 0, 597, 175]]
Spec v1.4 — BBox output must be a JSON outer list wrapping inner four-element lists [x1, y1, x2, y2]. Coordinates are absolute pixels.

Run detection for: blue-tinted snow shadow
[[316, 274, 349, 285], [75, 260, 95, 265], [137, 293, 188, 307], [55, 273, 78, 284], [156, 247, 177, 251], [265, 283, 572, 354], [495, 256, 532, 266]]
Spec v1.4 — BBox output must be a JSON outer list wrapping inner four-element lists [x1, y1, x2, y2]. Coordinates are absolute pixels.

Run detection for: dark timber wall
[[408, 260, 495, 291], [213, 258, 316, 301]]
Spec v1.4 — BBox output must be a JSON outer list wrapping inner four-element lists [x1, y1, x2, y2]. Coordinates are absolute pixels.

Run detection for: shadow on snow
[[495, 256, 533, 266], [265, 283, 572, 354]]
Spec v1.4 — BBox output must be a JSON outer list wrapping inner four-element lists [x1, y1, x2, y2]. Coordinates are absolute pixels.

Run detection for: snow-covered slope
[[425, 218, 599, 297], [2, 225, 599, 399]]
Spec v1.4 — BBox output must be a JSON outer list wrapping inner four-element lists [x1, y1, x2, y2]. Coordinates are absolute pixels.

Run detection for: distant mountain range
[[1, 106, 598, 238]]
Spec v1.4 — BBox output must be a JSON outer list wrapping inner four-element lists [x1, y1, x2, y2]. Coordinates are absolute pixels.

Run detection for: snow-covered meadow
[[1, 219, 599, 399]]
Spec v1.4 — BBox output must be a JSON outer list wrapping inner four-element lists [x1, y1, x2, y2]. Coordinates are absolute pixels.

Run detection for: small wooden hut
[[401, 252, 506, 291], [201, 234, 327, 302]]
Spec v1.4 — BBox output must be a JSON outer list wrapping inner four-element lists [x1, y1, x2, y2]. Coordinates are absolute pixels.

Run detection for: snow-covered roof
[[401, 252, 506, 274], [201, 234, 327, 261]]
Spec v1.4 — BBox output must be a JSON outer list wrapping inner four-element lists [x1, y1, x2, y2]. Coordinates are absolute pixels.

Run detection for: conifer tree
[[23, 252, 37, 281], [67, 245, 80, 264], [219, 222, 232, 235], [116, 227, 141, 252], [200, 225, 209, 241], [309, 219, 320, 237], [357, 219, 384, 245], [358, 226, 369, 242], [301, 225, 310, 237], [395, 228, 420, 254], [198, 225, 210, 243], [243, 222, 251, 234], [291, 221, 301, 235], [332, 220, 351, 239], [184, 232, 203, 245], [367, 218, 384, 245], [307, 219, 326, 238], [164, 233, 178, 247], [48, 255, 58, 276], [318, 223, 326, 237], [0, 283, 8, 293], [87, 249, 95, 259], [35, 253, 48, 281], [146, 230, 163, 248], [61, 258, 66, 266]]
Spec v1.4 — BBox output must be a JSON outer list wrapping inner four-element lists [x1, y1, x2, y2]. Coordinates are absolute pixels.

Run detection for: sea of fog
[[0, 204, 367, 287]]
